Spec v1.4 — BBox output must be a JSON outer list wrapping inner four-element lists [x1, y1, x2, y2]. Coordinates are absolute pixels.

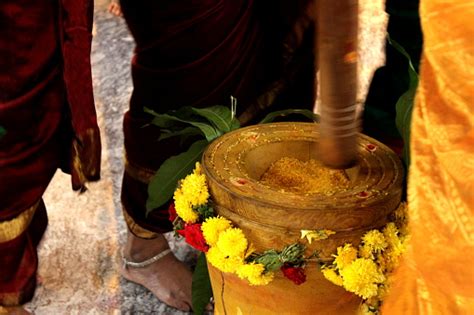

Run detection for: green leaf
[[280, 243, 305, 265], [152, 112, 221, 142], [145, 107, 181, 129], [387, 35, 418, 89], [192, 253, 213, 315], [185, 120, 221, 142], [388, 35, 419, 166], [230, 118, 241, 131], [0, 126, 5, 139], [259, 109, 320, 124], [146, 139, 208, 213], [191, 105, 238, 133], [395, 88, 415, 166], [158, 126, 202, 141], [253, 250, 283, 272], [195, 205, 215, 220]]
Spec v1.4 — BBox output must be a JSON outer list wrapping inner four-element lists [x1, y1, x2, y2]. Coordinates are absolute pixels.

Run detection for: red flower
[[177, 228, 186, 237], [280, 264, 306, 285], [181, 223, 209, 252], [168, 203, 178, 222]]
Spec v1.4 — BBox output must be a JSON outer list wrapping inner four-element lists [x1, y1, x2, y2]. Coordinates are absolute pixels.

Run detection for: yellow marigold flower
[[389, 237, 404, 256], [399, 223, 409, 237], [236, 262, 273, 285], [236, 262, 264, 280], [377, 283, 390, 300], [379, 222, 408, 272], [362, 230, 388, 253], [180, 172, 209, 207], [322, 267, 343, 286], [245, 243, 257, 259], [383, 222, 399, 245], [385, 254, 399, 273], [202, 216, 232, 246], [393, 202, 408, 228], [357, 303, 375, 315], [206, 247, 244, 273], [247, 271, 274, 286], [365, 296, 380, 309], [300, 229, 336, 244], [376, 252, 387, 272], [193, 162, 203, 175], [333, 243, 358, 270], [216, 228, 248, 258], [385, 239, 406, 272], [236, 263, 274, 286], [340, 258, 385, 299], [173, 189, 199, 223], [359, 244, 374, 260]]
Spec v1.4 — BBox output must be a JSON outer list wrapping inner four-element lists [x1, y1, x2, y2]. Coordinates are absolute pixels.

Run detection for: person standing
[[382, 0, 474, 313], [0, 0, 101, 313], [118, 0, 316, 311]]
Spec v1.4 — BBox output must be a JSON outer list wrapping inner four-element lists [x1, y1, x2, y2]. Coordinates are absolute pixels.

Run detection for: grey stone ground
[[24, 1, 387, 314]]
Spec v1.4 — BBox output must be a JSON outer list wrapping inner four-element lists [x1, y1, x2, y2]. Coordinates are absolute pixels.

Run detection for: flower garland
[[170, 162, 409, 310], [321, 203, 409, 314], [170, 162, 308, 285]]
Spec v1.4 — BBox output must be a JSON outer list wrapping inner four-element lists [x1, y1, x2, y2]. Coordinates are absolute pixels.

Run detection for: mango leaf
[[145, 107, 182, 129], [395, 88, 416, 166], [389, 35, 419, 166], [148, 111, 221, 142], [259, 109, 320, 124], [191, 105, 237, 133], [158, 126, 202, 141], [388, 36, 418, 89], [230, 118, 241, 131], [183, 120, 221, 142], [192, 253, 213, 315], [146, 139, 208, 213]]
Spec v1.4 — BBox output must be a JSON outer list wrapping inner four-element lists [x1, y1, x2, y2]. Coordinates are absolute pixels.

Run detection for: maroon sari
[[120, 0, 315, 237], [0, 0, 100, 305]]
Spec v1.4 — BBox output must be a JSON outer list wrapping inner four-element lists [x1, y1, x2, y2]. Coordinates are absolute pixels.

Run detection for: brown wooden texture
[[202, 122, 403, 314], [317, 0, 360, 168]]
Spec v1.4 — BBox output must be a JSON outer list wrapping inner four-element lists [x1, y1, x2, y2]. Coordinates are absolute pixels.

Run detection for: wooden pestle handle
[[317, 0, 359, 168]]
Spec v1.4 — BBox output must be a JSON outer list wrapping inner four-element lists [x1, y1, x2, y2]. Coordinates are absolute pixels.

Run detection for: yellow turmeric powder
[[260, 157, 350, 195]]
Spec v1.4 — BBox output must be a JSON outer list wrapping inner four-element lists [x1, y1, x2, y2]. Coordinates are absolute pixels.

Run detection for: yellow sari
[[382, 0, 474, 314]]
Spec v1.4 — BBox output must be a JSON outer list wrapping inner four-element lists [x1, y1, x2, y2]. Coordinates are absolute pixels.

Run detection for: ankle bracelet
[[122, 248, 172, 269]]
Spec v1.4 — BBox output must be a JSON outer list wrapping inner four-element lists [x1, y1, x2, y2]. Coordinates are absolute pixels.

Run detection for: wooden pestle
[[317, 0, 359, 169]]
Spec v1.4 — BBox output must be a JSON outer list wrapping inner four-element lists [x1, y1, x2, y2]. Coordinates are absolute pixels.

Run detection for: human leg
[[120, 164, 193, 311], [0, 200, 48, 307], [120, 112, 193, 311], [120, 232, 193, 312]]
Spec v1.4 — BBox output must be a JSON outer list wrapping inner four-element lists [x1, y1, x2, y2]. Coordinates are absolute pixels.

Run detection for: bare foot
[[0, 306, 31, 315], [108, 1, 122, 17], [121, 232, 193, 311]]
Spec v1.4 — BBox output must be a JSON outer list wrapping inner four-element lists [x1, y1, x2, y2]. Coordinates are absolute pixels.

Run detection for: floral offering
[[170, 162, 308, 286], [170, 162, 408, 314]]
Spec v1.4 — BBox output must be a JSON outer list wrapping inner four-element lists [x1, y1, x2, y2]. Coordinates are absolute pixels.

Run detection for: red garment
[[0, 0, 100, 305], [119, 0, 315, 235], [0, 202, 48, 306]]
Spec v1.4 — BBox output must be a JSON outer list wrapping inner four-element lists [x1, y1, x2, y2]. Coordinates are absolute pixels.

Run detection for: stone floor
[[24, 1, 387, 314]]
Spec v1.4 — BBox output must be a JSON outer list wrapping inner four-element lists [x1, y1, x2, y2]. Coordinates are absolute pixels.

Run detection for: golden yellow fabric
[[0, 202, 38, 243], [382, 1, 474, 314], [122, 206, 158, 239]]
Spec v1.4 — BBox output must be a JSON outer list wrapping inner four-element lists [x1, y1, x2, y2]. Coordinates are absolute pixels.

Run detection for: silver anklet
[[122, 248, 172, 269]]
